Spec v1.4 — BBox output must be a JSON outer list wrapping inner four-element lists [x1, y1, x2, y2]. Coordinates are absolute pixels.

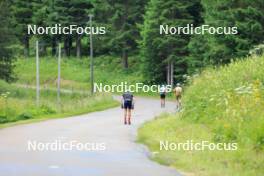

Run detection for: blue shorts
[[124, 101, 132, 109], [160, 93, 166, 99]]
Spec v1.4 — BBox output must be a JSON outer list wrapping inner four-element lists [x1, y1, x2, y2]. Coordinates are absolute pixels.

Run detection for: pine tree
[[91, 0, 112, 55], [140, 0, 200, 84], [202, 0, 264, 64], [50, 0, 93, 57], [31, 0, 50, 55], [52, 0, 72, 56], [69, 0, 93, 57], [45, 0, 60, 56], [96, 0, 148, 69], [12, 0, 33, 57], [187, 1, 206, 74], [187, 34, 209, 74], [0, 0, 16, 81]]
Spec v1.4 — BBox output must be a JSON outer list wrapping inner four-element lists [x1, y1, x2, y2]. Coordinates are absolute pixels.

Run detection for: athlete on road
[[159, 85, 166, 108], [173, 83, 182, 111], [121, 91, 134, 125]]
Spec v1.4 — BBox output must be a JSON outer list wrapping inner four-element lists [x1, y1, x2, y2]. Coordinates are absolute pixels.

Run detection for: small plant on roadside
[[0, 115, 8, 124], [40, 105, 56, 115], [17, 112, 33, 120], [1, 91, 10, 116]]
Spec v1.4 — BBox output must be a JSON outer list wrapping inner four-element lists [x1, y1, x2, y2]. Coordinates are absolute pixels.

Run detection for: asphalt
[[0, 96, 182, 176]]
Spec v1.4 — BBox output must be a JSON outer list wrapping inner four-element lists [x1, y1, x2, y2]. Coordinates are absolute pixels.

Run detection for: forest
[[1, 1, 264, 175], [1, 0, 263, 84]]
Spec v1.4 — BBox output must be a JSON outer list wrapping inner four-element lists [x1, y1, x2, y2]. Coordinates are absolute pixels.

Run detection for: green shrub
[[17, 112, 33, 120], [138, 55, 264, 176], [40, 105, 56, 115], [0, 115, 8, 123], [181, 56, 264, 147]]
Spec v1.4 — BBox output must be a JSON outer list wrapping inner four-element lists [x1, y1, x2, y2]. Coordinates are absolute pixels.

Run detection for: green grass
[[0, 55, 145, 127], [14, 56, 171, 99], [0, 80, 119, 127], [138, 56, 264, 176], [2, 55, 167, 127], [14, 55, 143, 90]]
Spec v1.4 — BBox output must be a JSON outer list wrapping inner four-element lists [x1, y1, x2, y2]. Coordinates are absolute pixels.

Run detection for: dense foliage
[[199, 0, 264, 65], [1, 0, 264, 83], [138, 55, 264, 176], [0, 0, 16, 81], [139, 0, 202, 83]]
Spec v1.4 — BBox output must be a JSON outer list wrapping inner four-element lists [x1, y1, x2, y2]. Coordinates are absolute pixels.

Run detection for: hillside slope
[[138, 56, 264, 176], [1, 55, 143, 126], [14, 56, 142, 90]]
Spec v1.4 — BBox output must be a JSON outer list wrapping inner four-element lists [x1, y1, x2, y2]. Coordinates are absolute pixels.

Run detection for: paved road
[[0, 97, 181, 176]]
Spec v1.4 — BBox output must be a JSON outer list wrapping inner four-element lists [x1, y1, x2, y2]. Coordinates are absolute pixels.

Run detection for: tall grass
[[0, 80, 118, 125], [182, 56, 264, 149], [138, 56, 264, 176], [0, 55, 147, 126], [14, 56, 177, 99], [14, 56, 143, 90]]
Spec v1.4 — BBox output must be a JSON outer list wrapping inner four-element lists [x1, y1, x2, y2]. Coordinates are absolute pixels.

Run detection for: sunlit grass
[[0, 80, 118, 126], [138, 56, 264, 176], [14, 55, 143, 90]]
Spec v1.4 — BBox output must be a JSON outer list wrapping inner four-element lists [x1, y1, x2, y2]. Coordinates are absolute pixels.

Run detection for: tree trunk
[[39, 42, 47, 56], [63, 38, 68, 57], [122, 49, 128, 69], [24, 35, 29, 57], [170, 61, 174, 86], [167, 62, 170, 85], [51, 37, 57, 56], [68, 37, 72, 56], [63, 37, 72, 57], [76, 35, 81, 58]]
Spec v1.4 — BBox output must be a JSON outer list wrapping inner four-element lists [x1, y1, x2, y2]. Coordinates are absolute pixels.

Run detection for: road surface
[[0, 97, 181, 176]]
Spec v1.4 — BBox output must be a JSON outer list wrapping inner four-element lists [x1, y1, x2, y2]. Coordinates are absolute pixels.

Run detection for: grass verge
[[0, 80, 119, 128], [14, 56, 142, 90], [138, 56, 264, 176]]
